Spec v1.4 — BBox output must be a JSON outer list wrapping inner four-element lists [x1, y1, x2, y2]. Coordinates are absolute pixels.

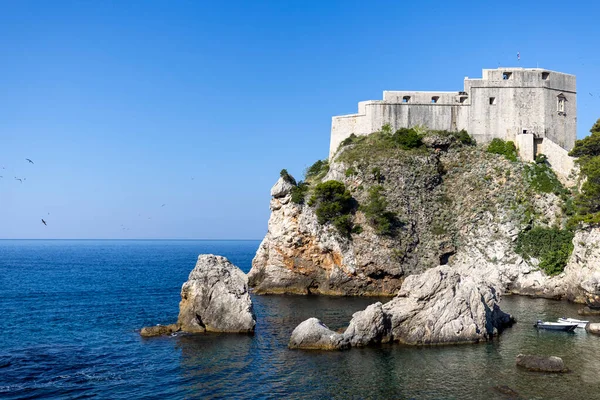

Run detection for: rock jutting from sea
[[140, 254, 256, 337], [248, 129, 600, 306], [289, 266, 515, 350]]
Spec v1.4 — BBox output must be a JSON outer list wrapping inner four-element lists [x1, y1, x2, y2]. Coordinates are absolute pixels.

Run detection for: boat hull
[[535, 322, 578, 332]]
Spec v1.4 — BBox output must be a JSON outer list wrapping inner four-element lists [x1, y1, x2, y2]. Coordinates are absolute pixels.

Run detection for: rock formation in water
[[289, 266, 514, 349], [178, 254, 255, 333], [288, 318, 349, 350], [515, 354, 567, 373], [249, 129, 600, 305], [140, 254, 256, 336], [585, 322, 600, 335], [140, 324, 180, 337]]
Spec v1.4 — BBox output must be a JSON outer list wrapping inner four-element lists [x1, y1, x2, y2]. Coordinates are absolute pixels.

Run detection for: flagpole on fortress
[[517, 52, 520, 64]]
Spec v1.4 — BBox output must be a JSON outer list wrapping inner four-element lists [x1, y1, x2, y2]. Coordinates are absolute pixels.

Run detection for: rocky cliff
[[249, 130, 600, 305]]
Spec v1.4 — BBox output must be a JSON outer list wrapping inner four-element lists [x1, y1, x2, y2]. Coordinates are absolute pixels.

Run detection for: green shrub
[[524, 161, 566, 195], [568, 118, 600, 226], [308, 180, 356, 237], [280, 169, 297, 185], [339, 133, 363, 148], [370, 167, 382, 183], [291, 181, 310, 204], [487, 138, 518, 161], [345, 167, 357, 177], [305, 159, 329, 181], [429, 129, 476, 146], [515, 227, 574, 275], [392, 128, 423, 149], [361, 185, 400, 236], [454, 129, 475, 146]]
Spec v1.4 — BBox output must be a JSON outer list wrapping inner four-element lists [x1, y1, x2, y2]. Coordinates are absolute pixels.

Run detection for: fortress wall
[[544, 87, 577, 150], [383, 91, 459, 104], [542, 138, 577, 185], [468, 86, 545, 144], [329, 102, 470, 157], [330, 113, 370, 158]]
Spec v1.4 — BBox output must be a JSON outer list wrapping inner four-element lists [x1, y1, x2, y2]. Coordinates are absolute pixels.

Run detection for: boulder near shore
[[141, 254, 256, 337], [289, 266, 514, 350]]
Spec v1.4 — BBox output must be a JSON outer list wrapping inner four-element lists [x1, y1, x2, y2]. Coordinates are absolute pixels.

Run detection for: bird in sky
[[590, 93, 594, 97], [41, 219, 47, 226], [15, 177, 22, 183], [161, 204, 166, 207], [26, 158, 34, 164]]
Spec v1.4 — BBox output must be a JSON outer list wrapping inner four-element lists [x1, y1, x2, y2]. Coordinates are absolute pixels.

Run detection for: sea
[[1, 239, 600, 399]]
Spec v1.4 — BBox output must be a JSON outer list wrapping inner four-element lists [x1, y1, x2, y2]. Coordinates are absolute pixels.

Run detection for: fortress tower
[[330, 68, 576, 179]]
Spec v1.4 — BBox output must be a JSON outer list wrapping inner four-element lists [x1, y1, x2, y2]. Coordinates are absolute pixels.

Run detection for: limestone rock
[[291, 266, 514, 350], [515, 354, 567, 373], [288, 318, 349, 350], [585, 322, 600, 335], [343, 302, 391, 347], [270, 177, 295, 198], [140, 323, 180, 337], [379, 266, 514, 345], [178, 254, 256, 333], [252, 141, 600, 303], [579, 307, 600, 316]]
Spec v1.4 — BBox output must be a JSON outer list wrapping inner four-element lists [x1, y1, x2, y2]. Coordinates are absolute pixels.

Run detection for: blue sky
[[1, 0, 599, 239]]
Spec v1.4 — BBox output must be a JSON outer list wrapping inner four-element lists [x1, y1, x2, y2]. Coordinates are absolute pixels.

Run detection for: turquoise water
[[1, 240, 600, 399]]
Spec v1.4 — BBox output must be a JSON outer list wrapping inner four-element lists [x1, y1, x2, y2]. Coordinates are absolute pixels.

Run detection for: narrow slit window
[[431, 96, 439, 104], [557, 96, 565, 112], [542, 72, 550, 80], [402, 96, 411, 103], [489, 97, 496, 105]]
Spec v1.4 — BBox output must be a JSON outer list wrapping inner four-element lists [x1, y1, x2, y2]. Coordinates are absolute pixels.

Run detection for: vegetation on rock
[[524, 156, 567, 195], [361, 185, 401, 236], [486, 138, 518, 162], [568, 118, 600, 226], [305, 159, 329, 181], [515, 227, 574, 275], [336, 125, 426, 163], [291, 181, 310, 204], [280, 169, 297, 185], [308, 180, 356, 237]]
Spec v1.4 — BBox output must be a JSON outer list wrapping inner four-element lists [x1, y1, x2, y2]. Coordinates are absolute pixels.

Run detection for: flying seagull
[[41, 219, 47, 226], [590, 93, 594, 97], [15, 177, 22, 183], [26, 158, 34, 164], [161, 204, 166, 207]]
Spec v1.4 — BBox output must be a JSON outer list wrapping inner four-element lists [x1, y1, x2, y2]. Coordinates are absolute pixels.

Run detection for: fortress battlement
[[330, 67, 577, 180]]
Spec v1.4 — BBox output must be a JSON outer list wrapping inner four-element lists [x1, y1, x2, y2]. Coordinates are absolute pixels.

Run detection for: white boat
[[534, 320, 577, 332], [557, 317, 589, 328]]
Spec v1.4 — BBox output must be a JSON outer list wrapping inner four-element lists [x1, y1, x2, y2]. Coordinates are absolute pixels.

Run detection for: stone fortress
[[330, 67, 577, 181]]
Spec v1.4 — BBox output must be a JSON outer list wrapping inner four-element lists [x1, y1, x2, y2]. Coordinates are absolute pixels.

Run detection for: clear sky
[[1, 0, 599, 239]]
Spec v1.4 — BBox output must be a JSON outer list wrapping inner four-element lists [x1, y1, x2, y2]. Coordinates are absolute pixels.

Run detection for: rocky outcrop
[[178, 255, 256, 333], [515, 354, 567, 373], [140, 254, 256, 337], [140, 324, 180, 337], [288, 318, 349, 350], [579, 307, 600, 316], [585, 322, 600, 335], [251, 136, 600, 305], [289, 266, 514, 349]]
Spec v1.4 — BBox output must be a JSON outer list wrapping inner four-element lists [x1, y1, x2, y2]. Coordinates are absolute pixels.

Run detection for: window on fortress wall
[[502, 72, 512, 80], [489, 97, 496, 105], [431, 96, 439, 104], [542, 72, 550, 81], [459, 96, 467, 103], [402, 96, 411, 103], [557, 96, 566, 113]]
